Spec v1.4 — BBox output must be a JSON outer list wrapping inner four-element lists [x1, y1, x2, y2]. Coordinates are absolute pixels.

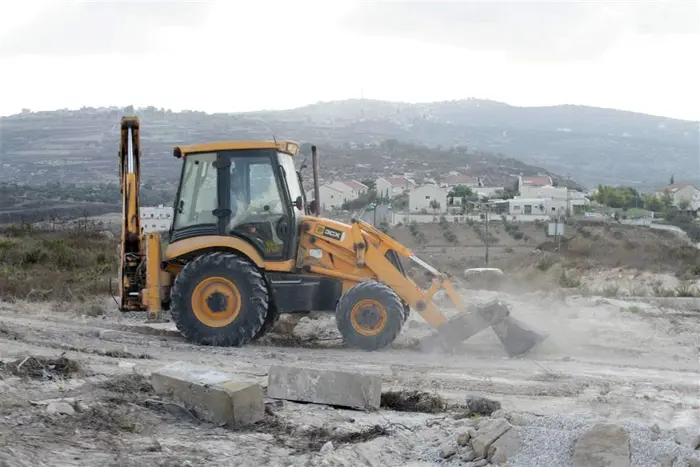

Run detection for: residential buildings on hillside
[[654, 182, 700, 213], [305, 170, 590, 221]]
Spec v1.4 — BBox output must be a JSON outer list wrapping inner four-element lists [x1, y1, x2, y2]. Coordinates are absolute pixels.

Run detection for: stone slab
[[572, 423, 631, 467], [267, 364, 382, 410], [488, 426, 522, 464], [471, 418, 512, 458], [151, 361, 263, 427]]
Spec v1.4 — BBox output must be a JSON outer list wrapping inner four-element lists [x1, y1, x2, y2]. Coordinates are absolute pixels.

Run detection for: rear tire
[[170, 252, 268, 346], [335, 281, 404, 351]]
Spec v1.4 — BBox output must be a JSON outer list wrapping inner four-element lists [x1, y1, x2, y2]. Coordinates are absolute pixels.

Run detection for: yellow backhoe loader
[[117, 116, 547, 355]]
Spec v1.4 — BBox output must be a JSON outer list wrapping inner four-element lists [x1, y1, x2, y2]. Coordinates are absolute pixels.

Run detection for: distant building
[[376, 176, 416, 199], [517, 175, 553, 193], [140, 205, 173, 233], [409, 185, 448, 213], [654, 181, 700, 213], [327, 180, 369, 201], [440, 174, 482, 189]]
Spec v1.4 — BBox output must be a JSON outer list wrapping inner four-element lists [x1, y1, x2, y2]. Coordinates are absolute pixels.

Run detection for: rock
[[465, 395, 502, 416], [674, 428, 699, 448], [507, 413, 529, 426], [456, 430, 470, 446], [471, 418, 512, 458], [46, 401, 75, 415], [491, 409, 505, 419], [686, 459, 700, 467], [320, 441, 334, 453], [118, 361, 135, 370], [654, 453, 677, 467], [460, 448, 477, 462], [473, 459, 489, 467], [572, 423, 631, 467], [488, 427, 522, 464], [267, 364, 382, 410], [150, 361, 264, 427], [439, 444, 457, 458], [691, 434, 700, 450]]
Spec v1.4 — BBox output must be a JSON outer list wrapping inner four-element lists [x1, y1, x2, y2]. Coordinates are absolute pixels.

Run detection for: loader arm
[[300, 217, 464, 327], [117, 116, 163, 318], [351, 219, 464, 327], [350, 219, 546, 355]]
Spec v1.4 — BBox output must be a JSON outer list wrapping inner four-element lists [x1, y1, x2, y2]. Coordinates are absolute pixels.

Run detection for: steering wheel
[[275, 216, 289, 240]]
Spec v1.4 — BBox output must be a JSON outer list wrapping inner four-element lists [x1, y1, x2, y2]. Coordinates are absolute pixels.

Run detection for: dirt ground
[[1, 287, 699, 466]]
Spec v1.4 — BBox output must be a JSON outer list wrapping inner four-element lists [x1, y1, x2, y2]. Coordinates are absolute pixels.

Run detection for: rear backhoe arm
[[118, 116, 144, 311], [117, 116, 163, 319]]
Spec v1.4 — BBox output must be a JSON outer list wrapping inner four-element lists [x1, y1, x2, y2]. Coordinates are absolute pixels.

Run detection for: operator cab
[[169, 141, 305, 260]]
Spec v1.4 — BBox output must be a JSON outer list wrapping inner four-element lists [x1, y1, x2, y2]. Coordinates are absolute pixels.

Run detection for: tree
[[670, 175, 675, 185], [361, 179, 376, 191], [429, 199, 441, 213], [591, 185, 642, 210], [448, 184, 472, 205]]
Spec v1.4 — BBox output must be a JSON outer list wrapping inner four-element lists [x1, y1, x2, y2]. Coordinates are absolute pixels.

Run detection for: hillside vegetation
[[0, 223, 117, 301]]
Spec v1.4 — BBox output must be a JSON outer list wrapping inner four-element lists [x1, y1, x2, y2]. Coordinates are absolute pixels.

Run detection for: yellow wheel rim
[[191, 276, 242, 328], [350, 299, 388, 337]]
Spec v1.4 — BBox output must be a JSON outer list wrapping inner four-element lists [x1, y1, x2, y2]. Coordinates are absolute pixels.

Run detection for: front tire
[[335, 281, 404, 351], [170, 252, 268, 346]]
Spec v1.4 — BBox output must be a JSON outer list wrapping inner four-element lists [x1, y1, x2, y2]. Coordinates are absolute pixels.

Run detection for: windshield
[[172, 152, 218, 230], [277, 152, 303, 214]]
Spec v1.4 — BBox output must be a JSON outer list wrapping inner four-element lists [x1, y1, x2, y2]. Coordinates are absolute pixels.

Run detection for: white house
[[140, 205, 173, 233], [314, 185, 347, 211], [440, 174, 482, 189], [517, 175, 553, 193], [327, 180, 368, 200], [376, 176, 416, 199], [654, 182, 700, 212], [409, 185, 448, 213], [519, 183, 588, 215]]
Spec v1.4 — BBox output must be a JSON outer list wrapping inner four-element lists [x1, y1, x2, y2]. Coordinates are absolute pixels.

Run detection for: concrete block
[[151, 361, 263, 427], [267, 364, 382, 410], [471, 418, 512, 458]]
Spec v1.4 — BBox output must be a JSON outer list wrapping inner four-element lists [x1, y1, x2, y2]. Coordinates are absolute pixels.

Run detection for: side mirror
[[294, 196, 304, 210], [309, 199, 318, 215]]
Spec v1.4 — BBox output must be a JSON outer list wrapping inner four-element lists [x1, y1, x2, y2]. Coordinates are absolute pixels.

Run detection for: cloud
[[0, 1, 212, 57], [340, 0, 700, 63]]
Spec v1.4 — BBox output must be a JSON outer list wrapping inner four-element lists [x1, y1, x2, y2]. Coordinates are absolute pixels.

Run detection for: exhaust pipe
[[311, 145, 321, 216]]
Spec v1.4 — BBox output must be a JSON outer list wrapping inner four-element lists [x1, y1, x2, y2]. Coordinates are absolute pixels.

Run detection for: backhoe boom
[[118, 116, 145, 311]]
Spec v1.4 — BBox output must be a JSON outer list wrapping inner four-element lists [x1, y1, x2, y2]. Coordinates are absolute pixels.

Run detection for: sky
[[0, 0, 698, 120]]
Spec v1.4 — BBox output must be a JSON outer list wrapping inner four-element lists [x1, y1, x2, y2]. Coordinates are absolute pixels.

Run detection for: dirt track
[[1, 289, 699, 466]]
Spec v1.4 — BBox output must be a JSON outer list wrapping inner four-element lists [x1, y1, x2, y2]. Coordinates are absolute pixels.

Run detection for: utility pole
[[484, 202, 490, 265]]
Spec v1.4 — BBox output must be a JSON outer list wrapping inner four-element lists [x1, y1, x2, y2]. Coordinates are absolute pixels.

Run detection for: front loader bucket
[[492, 315, 549, 357], [419, 300, 548, 356]]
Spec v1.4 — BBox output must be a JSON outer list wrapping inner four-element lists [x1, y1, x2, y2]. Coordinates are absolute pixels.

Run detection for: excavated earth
[[0, 288, 699, 466]]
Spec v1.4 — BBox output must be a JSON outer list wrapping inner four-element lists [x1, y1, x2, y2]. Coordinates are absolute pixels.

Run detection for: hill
[[0, 105, 581, 192], [2, 100, 696, 189]]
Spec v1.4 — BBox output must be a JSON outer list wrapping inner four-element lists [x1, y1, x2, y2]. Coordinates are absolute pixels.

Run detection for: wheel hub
[[206, 291, 228, 313], [357, 306, 381, 328]]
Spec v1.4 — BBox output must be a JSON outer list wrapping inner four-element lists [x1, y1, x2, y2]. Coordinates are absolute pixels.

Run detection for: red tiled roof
[[341, 180, 368, 191], [521, 176, 553, 186], [657, 182, 696, 192], [385, 176, 416, 187]]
